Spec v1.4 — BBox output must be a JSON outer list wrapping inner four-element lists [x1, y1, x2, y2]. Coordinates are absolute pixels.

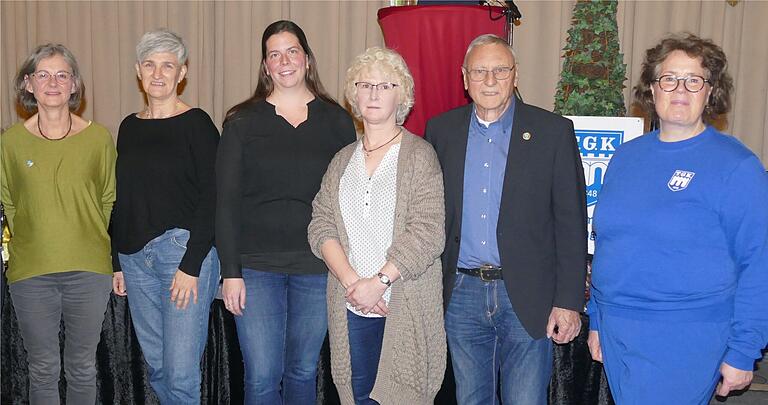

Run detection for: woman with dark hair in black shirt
[[111, 30, 219, 404], [217, 20, 356, 404]]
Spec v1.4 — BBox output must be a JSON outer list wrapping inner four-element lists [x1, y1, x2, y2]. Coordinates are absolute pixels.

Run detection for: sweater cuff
[[179, 249, 205, 277], [588, 313, 599, 331], [723, 348, 756, 371], [220, 263, 243, 279]]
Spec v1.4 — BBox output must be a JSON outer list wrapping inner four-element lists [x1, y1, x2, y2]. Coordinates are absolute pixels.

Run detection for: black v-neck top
[[216, 98, 356, 278], [111, 108, 220, 276]]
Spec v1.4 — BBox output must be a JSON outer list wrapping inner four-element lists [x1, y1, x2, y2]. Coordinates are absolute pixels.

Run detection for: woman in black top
[[111, 30, 219, 404], [217, 20, 355, 404]]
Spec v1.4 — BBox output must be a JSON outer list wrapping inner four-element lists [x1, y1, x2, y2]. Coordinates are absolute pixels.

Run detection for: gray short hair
[[463, 34, 518, 67], [136, 29, 188, 65], [13, 43, 84, 113], [345, 47, 415, 125]]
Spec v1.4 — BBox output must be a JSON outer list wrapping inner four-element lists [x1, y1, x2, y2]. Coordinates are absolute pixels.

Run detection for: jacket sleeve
[[215, 119, 244, 279], [551, 120, 588, 311], [308, 153, 342, 259], [721, 156, 768, 371], [386, 143, 446, 281]]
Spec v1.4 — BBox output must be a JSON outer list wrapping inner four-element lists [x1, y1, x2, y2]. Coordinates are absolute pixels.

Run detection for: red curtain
[[378, 5, 507, 136]]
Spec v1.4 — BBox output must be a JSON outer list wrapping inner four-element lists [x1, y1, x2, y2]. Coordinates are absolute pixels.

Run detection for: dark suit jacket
[[425, 100, 587, 339]]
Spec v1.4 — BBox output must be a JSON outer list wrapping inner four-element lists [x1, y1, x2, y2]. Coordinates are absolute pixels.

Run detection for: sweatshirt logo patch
[[667, 170, 695, 191]]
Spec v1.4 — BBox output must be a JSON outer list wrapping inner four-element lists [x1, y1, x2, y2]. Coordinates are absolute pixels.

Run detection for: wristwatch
[[377, 272, 392, 287]]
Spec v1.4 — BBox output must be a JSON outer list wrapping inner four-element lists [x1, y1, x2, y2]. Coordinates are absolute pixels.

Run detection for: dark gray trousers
[[9, 271, 111, 405]]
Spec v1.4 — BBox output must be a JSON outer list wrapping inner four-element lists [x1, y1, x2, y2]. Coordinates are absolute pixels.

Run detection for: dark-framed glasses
[[30, 70, 73, 84], [355, 82, 399, 92], [465, 66, 515, 82], [654, 74, 710, 93]]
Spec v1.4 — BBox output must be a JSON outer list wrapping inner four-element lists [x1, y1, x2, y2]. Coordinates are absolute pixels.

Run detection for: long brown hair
[[224, 20, 338, 123]]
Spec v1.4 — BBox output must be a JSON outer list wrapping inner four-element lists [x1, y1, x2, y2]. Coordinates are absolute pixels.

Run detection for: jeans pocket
[[453, 273, 465, 290], [170, 228, 190, 250]]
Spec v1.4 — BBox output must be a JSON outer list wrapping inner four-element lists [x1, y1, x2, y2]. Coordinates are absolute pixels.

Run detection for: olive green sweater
[[309, 130, 447, 405], [1, 122, 116, 283]]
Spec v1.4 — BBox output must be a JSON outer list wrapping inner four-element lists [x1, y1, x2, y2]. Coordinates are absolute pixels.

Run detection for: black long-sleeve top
[[112, 108, 219, 277], [216, 98, 356, 278]]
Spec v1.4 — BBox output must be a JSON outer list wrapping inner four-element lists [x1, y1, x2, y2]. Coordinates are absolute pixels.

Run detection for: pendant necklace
[[362, 127, 403, 158]]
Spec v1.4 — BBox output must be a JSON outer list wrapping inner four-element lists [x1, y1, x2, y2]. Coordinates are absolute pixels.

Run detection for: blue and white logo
[[667, 170, 695, 192], [576, 130, 623, 206]]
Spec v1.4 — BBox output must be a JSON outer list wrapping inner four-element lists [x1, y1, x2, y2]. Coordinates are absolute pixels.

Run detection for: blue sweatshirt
[[587, 126, 768, 370]]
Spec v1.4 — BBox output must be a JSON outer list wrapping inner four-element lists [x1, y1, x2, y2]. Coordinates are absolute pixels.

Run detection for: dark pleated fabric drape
[[1, 273, 613, 405]]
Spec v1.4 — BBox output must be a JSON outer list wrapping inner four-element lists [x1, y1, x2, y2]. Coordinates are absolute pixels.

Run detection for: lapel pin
[[26, 160, 34, 167], [522, 132, 532, 141]]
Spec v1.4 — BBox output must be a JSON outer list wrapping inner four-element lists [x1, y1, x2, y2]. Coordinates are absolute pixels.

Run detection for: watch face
[[378, 273, 391, 285]]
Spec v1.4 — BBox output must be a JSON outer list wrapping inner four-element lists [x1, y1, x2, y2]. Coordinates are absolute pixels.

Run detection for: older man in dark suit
[[425, 34, 587, 405]]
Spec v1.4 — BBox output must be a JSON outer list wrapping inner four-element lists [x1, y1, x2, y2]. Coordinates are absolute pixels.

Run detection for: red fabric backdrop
[[378, 5, 507, 136]]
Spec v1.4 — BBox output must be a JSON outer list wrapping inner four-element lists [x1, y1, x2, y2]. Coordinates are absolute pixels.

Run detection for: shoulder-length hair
[[634, 32, 732, 124], [13, 43, 85, 113], [225, 20, 337, 123]]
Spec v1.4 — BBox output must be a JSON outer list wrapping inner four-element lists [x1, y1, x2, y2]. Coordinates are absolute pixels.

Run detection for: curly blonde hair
[[345, 47, 415, 125]]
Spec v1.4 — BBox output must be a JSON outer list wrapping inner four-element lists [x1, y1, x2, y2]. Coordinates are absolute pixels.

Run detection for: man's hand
[[587, 330, 602, 362], [716, 362, 753, 397], [546, 306, 581, 344]]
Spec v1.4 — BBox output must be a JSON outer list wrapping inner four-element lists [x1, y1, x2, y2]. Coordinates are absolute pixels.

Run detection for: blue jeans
[[347, 310, 386, 405], [236, 269, 328, 405], [119, 228, 220, 405], [445, 273, 553, 405]]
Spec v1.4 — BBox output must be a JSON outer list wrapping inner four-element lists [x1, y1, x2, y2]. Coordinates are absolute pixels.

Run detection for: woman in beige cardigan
[[308, 47, 446, 405]]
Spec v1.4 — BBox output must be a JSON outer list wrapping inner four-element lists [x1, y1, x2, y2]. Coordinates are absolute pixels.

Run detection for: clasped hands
[[345, 275, 389, 317]]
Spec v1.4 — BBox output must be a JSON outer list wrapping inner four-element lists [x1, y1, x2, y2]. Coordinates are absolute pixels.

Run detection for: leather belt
[[457, 264, 503, 281]]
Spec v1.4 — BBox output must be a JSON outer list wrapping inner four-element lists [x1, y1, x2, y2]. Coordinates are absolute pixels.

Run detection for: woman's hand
[[587, 330, 602, 362], [222, 278, 246, 316], [371, 299, 389, 316], [716, 363, 753, 397], [112, 271, 127, 296], [346, 277, 387, 315], [170, 270, 198, 310]]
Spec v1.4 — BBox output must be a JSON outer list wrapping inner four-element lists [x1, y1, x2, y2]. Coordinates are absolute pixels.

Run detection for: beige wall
[[2, 1, 767, 163]]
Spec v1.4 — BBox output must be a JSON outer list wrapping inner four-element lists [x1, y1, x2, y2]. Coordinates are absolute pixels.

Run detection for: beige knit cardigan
[[308, 129, 447, 405]]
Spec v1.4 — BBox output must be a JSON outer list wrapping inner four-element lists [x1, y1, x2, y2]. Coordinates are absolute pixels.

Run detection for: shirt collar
[[471, 97, 516, 133]]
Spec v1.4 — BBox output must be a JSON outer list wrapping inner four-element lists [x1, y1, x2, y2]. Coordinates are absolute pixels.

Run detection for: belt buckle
[[479, 264, 496, 282]]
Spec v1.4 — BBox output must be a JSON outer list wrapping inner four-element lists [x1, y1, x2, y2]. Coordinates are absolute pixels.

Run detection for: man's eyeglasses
[[30, 70, 73, 84], [464, 66, 515, 82], [654, 74, 710, 93]]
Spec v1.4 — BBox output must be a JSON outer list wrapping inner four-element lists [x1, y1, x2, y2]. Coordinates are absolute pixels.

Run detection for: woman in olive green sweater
[[1, 44, 115, 405]]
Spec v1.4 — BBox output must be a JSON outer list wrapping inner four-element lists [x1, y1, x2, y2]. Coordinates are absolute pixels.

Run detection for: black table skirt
[[1, 276, 613, 404]]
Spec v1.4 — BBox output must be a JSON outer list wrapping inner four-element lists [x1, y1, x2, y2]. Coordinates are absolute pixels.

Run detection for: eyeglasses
[[464, 66, 515, 82], [30, 70, 73, 84], [355, 82, 399, 93], [654, 74, 710, 93]]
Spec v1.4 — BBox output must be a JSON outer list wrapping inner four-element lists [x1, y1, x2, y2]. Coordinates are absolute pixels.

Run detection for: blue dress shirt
[[457, 99, 516, 268]]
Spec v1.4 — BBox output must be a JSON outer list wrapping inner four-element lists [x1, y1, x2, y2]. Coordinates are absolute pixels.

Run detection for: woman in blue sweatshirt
[[587, 33, 768, 404]]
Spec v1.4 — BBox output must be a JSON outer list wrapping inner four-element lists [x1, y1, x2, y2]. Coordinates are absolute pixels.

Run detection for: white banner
[[566, 116, 645, 254]]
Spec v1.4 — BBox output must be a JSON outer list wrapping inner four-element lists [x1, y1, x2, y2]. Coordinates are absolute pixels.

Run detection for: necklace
[[362, 128, 403, 157], [143, 100, 181, 119], [38, 112, 73, 141]]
